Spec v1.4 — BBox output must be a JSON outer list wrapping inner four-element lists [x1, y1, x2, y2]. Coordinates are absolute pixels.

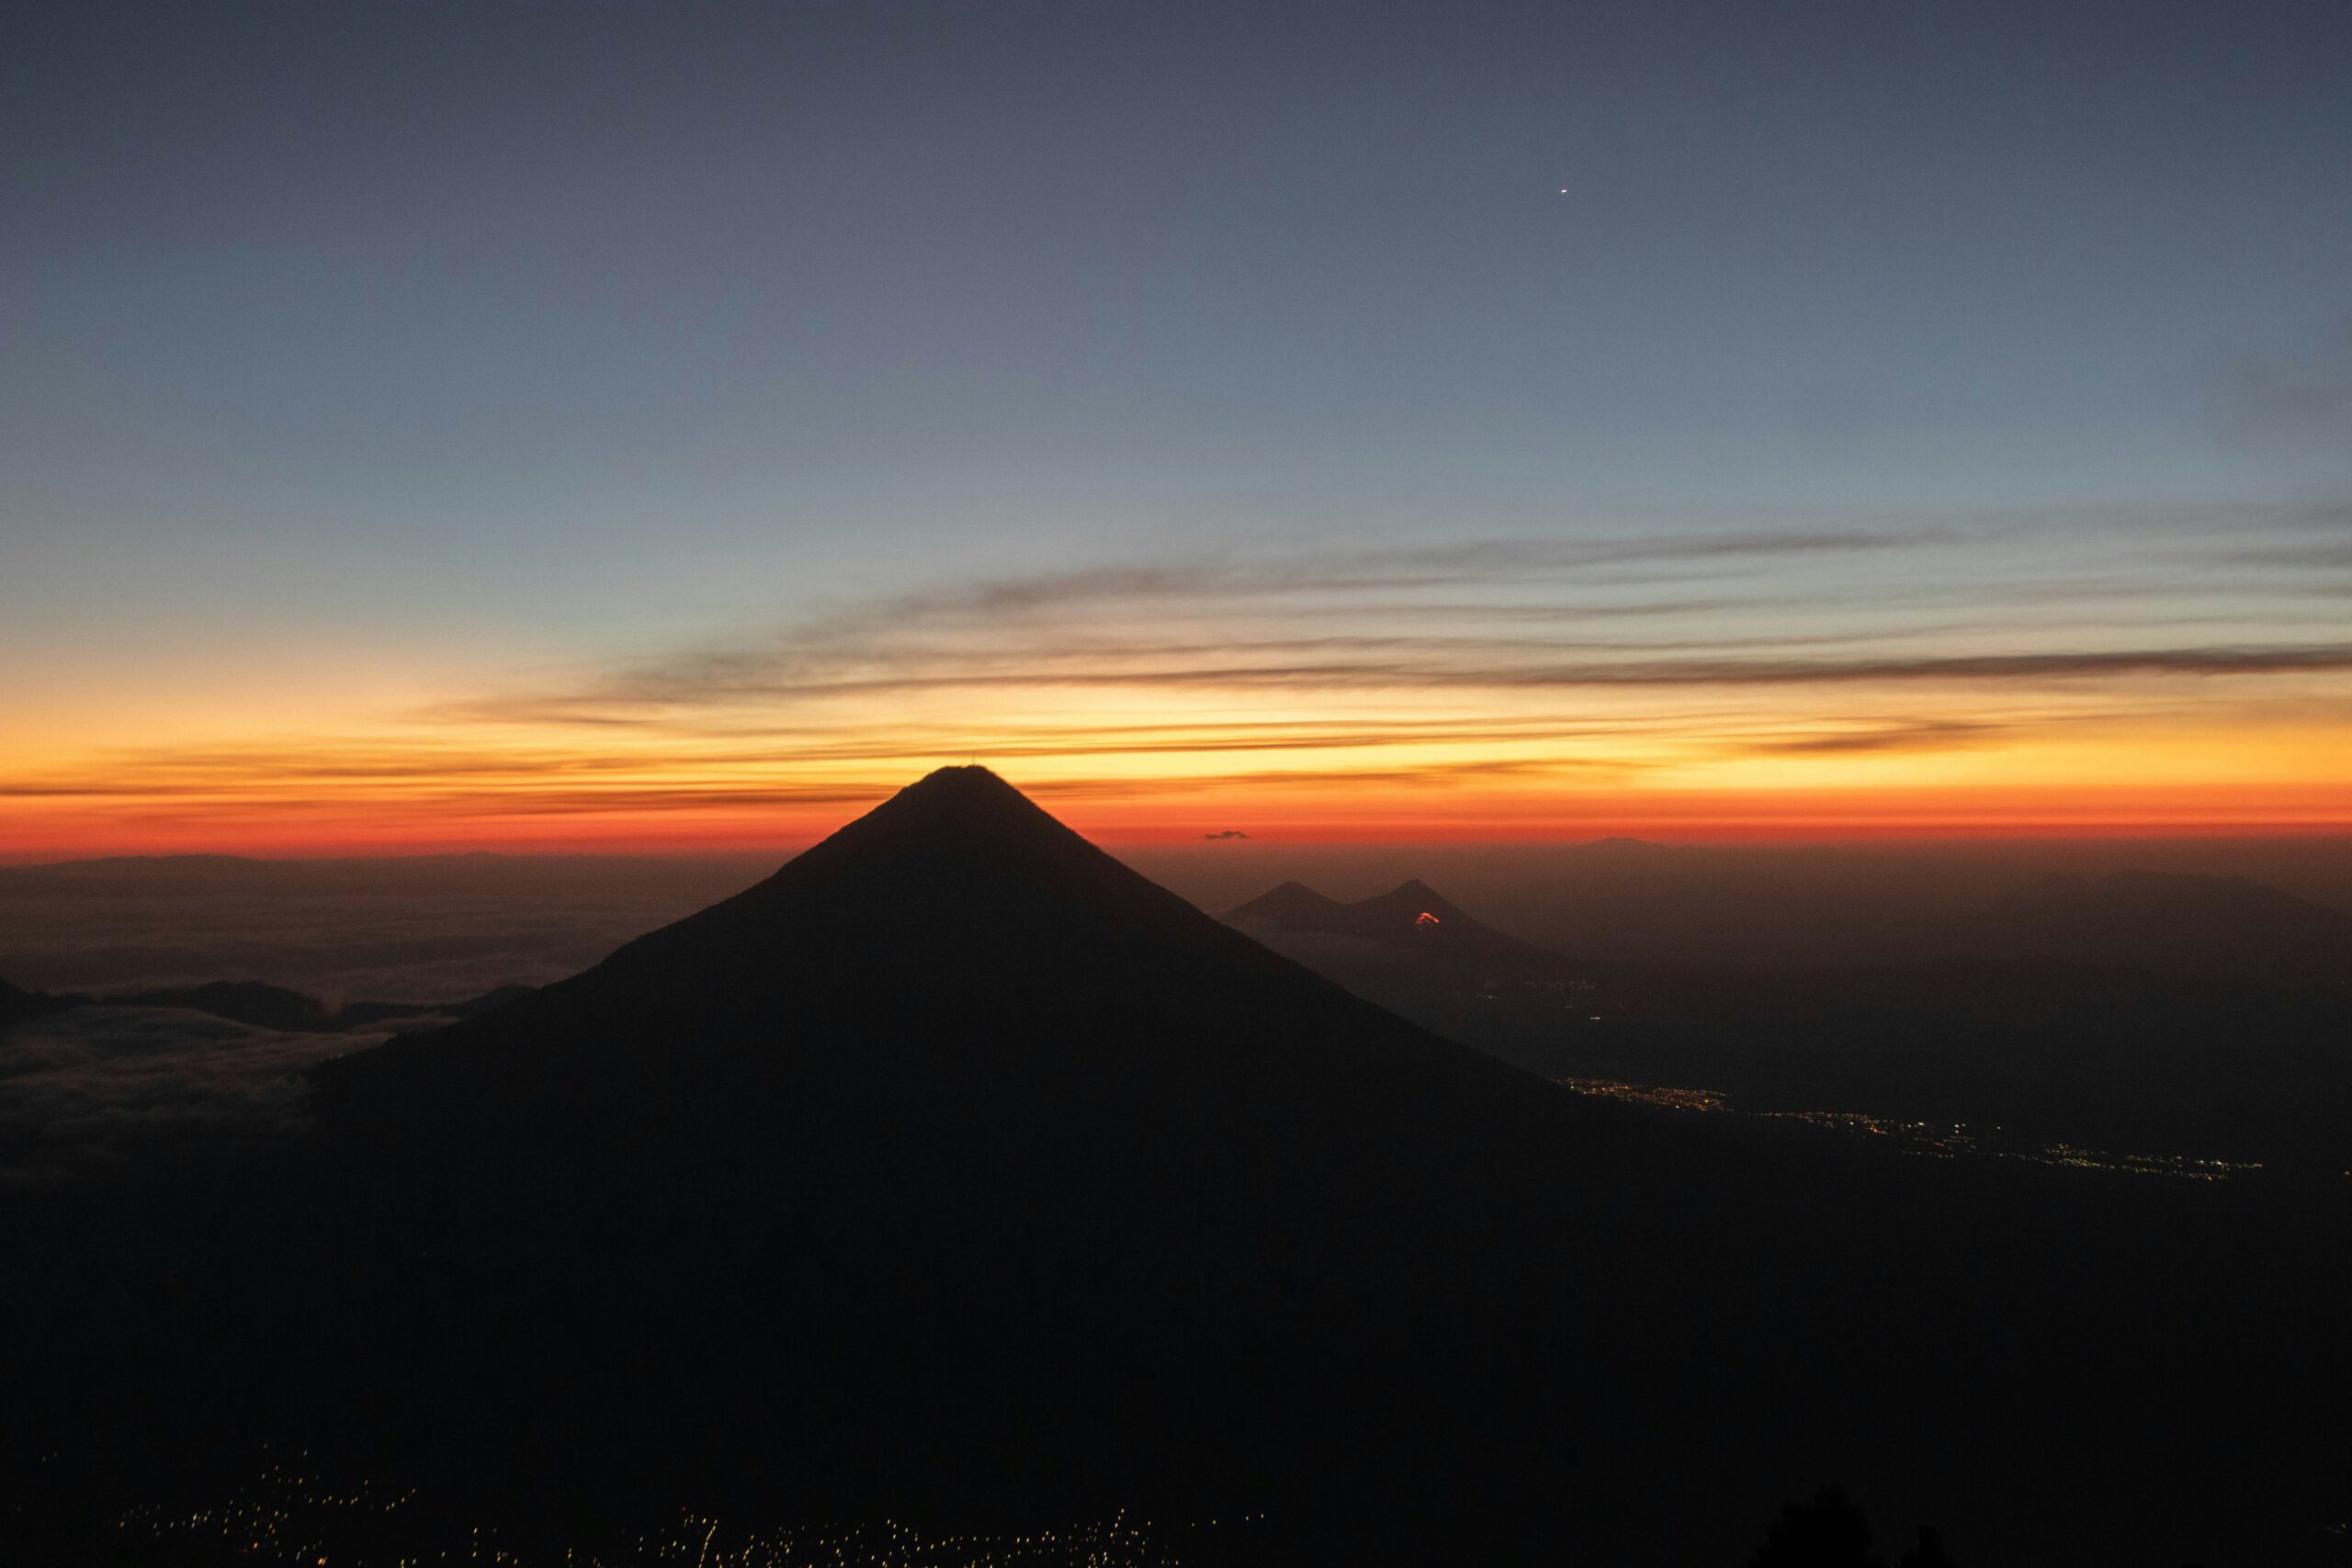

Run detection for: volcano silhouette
[[326, 765, 1567, 1144], [300, 767, 1628, 1556]]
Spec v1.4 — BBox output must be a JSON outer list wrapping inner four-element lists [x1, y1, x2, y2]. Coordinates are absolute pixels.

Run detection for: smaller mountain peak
[[1348, 880, 1480, 930], [1227, 881, 1348, 930]]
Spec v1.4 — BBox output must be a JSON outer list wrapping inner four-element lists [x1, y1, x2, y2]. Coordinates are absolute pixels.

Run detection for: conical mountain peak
[[1227, 880, 1348, 929], [842, 765, 1070, 843], [876, 762, 1037, 816], [1352, 880, 1476, 928], [319, 766, 1551, 1156], [732, 763, 1112, 907]]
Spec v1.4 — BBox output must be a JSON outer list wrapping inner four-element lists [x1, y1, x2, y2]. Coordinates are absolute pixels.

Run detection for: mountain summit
[[1227, 874, 1566, 977], [325, 765, 1553, 1123], [303, 767, 1617, 1554]]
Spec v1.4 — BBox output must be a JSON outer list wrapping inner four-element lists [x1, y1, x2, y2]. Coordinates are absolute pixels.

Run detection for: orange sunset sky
[[8, 523, 2350, 859], [8, 2, 2350, 860]]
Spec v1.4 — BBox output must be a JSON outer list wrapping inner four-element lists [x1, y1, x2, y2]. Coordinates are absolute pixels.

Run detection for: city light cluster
[[1553, 1078, 2265, 1179]]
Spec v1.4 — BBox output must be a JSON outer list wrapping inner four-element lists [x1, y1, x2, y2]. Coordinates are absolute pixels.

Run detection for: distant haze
[[7, 836, 2350, 1001]]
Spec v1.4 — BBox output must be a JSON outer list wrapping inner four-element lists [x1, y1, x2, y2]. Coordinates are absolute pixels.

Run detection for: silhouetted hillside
[[103, 980, 533, 1033], [1227, 876, 1566, 978], [0, 975, 77, 1032], [1225, 879, 1349, 928], [1954, 871, 2352, 992], [108, 981, 334, 1032]]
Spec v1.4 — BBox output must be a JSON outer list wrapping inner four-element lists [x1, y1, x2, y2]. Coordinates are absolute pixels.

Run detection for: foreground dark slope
[[8, 771, 2349, 1564]]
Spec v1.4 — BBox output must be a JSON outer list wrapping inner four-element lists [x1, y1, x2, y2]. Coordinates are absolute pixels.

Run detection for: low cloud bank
[[0, 1005, 424, 1180]]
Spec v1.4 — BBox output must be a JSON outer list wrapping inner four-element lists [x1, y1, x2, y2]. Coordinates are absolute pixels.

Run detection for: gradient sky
[[6, 0, 2350, 855]]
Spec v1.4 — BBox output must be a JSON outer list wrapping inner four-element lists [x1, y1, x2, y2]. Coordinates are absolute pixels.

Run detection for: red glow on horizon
[[4, 779, 2348, 866]]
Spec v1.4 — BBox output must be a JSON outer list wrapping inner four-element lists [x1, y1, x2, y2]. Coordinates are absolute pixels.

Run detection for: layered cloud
[[5, 508, 2350, 849], [0, 1007, 378, 1179]]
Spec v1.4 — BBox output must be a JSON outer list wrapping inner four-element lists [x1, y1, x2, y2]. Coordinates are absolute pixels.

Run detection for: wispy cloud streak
[[8, 513, 2352, 848]]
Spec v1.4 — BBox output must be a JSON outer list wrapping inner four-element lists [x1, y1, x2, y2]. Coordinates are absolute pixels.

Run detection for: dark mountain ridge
[[1227, 875, 1566, 978], [0, 974, 78, 1032], [1407, 847, 2352, 988], [104, 979, 531, 1033], [1224, 878, 1348, 927], [1952, 869, 2352, 991], [0, 975, 533, 1038]]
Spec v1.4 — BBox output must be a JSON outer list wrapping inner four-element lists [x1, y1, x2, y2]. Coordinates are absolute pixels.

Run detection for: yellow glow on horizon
[[4, 679, 2346, 859], [11, 522, 2352, 858]]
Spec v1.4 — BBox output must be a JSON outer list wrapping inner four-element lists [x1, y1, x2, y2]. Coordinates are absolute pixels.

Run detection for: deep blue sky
[[6, 1, 2350, 848]]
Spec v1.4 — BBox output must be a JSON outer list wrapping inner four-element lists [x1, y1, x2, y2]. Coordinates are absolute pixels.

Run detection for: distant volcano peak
[[1353, 880, 1472, 925], [1219, 875, 1568, 974], [1227, 881, 1350, 929]]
